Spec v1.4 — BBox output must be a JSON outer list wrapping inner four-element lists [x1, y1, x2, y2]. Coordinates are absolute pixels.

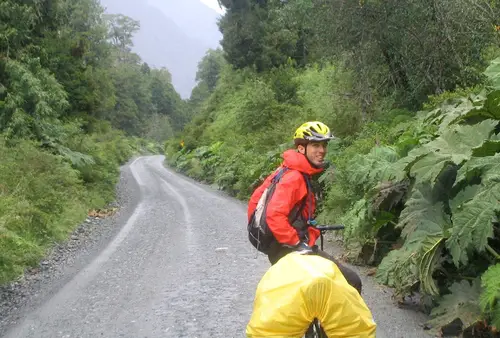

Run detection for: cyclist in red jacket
[[247, 121, 362, 294]]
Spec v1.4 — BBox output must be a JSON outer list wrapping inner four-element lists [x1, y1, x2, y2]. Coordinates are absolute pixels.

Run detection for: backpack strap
[[271, 166, 289, 184], [302, 173, 314, 225]]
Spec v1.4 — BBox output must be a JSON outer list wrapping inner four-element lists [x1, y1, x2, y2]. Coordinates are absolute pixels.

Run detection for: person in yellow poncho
[[247, 252, 377, 338]]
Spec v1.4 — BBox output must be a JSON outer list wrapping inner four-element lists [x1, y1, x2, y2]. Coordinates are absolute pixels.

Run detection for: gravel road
[[0, 155, 431, 338]]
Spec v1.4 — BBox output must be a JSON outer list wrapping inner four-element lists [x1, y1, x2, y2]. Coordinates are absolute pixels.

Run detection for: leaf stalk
[[485, 244, 500, 260]]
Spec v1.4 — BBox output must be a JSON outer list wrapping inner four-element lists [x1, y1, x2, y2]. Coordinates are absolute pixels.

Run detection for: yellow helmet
[[293, 121, 334, 145]]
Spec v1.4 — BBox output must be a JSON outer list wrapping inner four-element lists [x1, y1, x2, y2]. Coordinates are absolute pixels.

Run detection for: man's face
[[298, 141, 328, 167]]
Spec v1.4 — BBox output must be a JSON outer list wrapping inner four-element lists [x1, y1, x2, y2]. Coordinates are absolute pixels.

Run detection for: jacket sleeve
[[265, 171, 307, 246], [307, 226, 320, 247]]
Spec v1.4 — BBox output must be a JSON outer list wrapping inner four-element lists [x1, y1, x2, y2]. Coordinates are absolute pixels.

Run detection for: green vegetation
[[0, 1, 186, 284], [167, 0, 500, 335]]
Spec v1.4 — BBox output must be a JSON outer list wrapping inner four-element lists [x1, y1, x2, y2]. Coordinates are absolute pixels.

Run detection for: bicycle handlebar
[[314, 225, 345, 231]]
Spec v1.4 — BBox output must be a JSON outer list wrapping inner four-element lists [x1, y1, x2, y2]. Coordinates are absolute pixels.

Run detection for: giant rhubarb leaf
[[406, 119, 498, 186], [447, 182, 500, 267], [375, 246, 417, 293], [455, 153, 500, 187], [375, 229, 446, 296], [445, 90, 500, 124], [427, 280, 482, 333], [397, 183, 451, 238], [448, 153, 500, 266], [484, 56, 500, 90], [376, 183, 452, 296]]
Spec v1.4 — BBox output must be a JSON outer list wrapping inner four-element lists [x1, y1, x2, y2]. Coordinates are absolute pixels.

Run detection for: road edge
[[0, 157, 143, 336]]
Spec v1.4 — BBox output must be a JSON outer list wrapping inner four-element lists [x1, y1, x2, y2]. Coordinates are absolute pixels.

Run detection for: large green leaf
[[450, 184, 481, 214], [346, 146, 404, 189], [447, 182, 500, 267], [484, 90, 500, 119], [455, 153, 500, 187], [484, 57, 500, 90], [375, 228, 446, 296], [417, 235, 444, 296], [408, 152, 454, 185], [445, 89, 500, 125], [403, 229, 446, 296], [471, 139, 500, 157], [397, 183, 451, 238], [461, 89, 500, 122], [376, 183, 452, 296], [422, 89, 499, 132], [422, 107, 444, 127], [432, 119, 497, 161], [427, 280, 482, 332], [407, 120, 498, 185], [436, 99, 480, 132], [375, 246, 417, 292]]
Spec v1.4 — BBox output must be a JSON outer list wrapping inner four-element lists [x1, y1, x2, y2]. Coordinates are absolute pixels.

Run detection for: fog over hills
[[99, 0, 222, 98]]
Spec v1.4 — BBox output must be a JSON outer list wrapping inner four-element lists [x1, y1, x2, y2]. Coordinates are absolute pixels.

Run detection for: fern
[[346, 145, 405, 190], [53, 143, 95, 168], [2, 58, 68, 141], [341, 198, 369, 243]]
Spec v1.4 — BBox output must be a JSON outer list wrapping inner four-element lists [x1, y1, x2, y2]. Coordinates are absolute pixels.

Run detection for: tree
[[150, 68, 188, 130], [218, 0, 299, 72], [104, 13, 140, 63], [40, 0, 116, 117], [290, 0, 500, 107], [195, 48, 226, 93]]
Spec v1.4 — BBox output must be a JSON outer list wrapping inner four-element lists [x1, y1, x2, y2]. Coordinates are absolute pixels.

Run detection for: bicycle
[[303, 224, 345, 338]]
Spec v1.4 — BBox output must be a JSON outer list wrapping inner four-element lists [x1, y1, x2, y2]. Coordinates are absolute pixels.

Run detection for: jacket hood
[[282, 149, 324, 175]]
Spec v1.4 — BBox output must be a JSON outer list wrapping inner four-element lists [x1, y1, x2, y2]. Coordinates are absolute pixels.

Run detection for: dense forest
[[0, 1, 188, 285], [165, 0, 500, 335]]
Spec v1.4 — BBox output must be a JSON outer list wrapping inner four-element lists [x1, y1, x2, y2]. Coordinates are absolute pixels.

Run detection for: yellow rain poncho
[[247, 252, 377, 338]]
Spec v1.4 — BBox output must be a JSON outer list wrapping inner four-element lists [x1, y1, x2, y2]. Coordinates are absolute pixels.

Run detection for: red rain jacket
[[247, 150, 323, 247]]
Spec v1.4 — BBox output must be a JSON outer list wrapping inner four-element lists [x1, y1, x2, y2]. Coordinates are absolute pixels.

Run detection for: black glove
[[295, 241, 313, 255]]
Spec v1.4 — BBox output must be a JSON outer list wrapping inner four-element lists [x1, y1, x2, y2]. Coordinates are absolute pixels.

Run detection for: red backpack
[[247, 166, 312, 254]]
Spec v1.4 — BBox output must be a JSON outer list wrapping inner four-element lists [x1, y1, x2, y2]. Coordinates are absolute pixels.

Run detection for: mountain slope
[[99, 0, 221, 98]]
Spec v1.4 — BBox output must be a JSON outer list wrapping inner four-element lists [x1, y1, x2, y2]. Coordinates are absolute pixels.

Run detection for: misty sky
[[200, 0, 225, 14], [98, 0, 224, 97]]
